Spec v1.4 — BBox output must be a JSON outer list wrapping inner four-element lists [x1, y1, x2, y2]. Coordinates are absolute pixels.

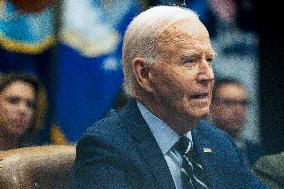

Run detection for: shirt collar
[[137, 101, 192, 155]]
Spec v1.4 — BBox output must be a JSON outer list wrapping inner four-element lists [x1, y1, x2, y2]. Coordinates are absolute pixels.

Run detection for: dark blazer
[[71, 100, 267, 189], [239, 139, 266, 166]]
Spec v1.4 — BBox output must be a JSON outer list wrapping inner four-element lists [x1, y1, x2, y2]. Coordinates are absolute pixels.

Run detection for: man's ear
[[132, 58, 154, 93]]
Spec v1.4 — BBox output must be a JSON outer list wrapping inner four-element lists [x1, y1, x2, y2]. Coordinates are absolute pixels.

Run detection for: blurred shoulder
[[254, 151, 284, 172], [253, 151, 284, 188], [78, 109, 126, 145], [194, 120, 233, 140]]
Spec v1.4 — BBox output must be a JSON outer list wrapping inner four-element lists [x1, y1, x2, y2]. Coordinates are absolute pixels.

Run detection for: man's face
[[211, 83, 248, 136], [0, 81, 36, 138], [148, 19, 215, 123]]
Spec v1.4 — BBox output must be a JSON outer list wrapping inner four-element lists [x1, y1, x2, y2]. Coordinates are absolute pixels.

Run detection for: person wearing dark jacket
[[71, 5, 266, 189]]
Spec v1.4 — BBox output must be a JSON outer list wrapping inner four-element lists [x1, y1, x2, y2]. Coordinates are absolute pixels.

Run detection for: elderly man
[[71, 6, 266, 189]]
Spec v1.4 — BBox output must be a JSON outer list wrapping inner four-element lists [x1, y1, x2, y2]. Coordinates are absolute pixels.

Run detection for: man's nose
[[197, 60, 214, 82], [233, 103, 247, 112], [17, 102, 29, 114]]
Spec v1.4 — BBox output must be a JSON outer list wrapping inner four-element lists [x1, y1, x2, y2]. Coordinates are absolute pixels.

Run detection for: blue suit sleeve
[[223, 132, 269, 189]]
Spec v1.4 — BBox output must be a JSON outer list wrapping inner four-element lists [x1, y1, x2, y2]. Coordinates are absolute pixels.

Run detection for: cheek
[[151, 65, 197, 99], [240, 107, 247, 115], [2, 103, 16, 113], [168, 73, 194, 94], [0, 106, 10, 117], [214, 107, 228, 117], [151, 72, 182, 94], [26, 110, 35, 120], [224, 108, 243, 120], [167, 80, 190, 102]]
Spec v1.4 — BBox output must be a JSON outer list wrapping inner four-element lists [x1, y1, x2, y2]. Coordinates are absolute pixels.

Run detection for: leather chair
[[0, 145, 76, 189]]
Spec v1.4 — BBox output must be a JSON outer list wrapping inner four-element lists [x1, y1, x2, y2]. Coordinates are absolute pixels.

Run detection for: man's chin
[[200, 112, 210, 119], [10, 127, 29, 138], [195, 113, 209, 120], [192, 107, 210, 119], [183, 111, 209, 123]]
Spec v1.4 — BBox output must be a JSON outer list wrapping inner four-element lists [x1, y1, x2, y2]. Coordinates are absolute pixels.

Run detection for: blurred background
[[0, 0, 283, 154]]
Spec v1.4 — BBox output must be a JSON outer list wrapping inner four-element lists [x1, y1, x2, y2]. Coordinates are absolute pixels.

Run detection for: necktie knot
[[175, 136, 209, 189], [175, 136, 192, 156]]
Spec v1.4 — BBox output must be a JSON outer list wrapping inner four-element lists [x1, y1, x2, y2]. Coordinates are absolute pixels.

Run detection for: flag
[[55, 0, 140, 142]]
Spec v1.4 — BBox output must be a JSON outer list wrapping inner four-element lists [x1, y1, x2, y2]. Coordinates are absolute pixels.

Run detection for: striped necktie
[[175, 136, 209, 189]]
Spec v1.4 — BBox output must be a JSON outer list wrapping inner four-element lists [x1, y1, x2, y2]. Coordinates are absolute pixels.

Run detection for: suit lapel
[[121, 100, 176, 189], [192, 123, 226, 189]]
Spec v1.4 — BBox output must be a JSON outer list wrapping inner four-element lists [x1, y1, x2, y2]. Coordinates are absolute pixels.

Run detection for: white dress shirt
[[137, 101, 192, 189]]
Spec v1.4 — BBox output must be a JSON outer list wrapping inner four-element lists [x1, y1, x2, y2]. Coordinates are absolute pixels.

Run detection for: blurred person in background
[[253, 150, 284, 188], [0, 73, 67, 151], [210, 78, 264, 165]]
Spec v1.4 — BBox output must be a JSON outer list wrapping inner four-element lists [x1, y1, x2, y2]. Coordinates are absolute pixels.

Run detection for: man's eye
[[7, 97, 20, 105], [27, 101, 36, 109], [184, 57, 195, 64], [206, 57, 214, 67], [223, 100, 234, 106], [206, 57, 213, 63]]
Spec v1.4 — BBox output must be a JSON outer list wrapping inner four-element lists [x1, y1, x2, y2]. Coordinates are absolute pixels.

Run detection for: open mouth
[[191, 92, 208, 100]]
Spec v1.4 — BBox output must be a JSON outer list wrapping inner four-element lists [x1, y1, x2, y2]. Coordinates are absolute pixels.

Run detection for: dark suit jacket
[[239, 139, 266, 166], [71, 100, 267, 189]]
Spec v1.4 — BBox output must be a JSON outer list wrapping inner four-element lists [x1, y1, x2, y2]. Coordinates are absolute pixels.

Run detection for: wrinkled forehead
[[155, 16, 200, 36], [156, 19, 214, 54], [1, 81, 36, 96]]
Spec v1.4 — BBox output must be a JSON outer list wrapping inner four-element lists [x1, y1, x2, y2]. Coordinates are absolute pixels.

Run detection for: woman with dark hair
[[0, 73, 66, 150]]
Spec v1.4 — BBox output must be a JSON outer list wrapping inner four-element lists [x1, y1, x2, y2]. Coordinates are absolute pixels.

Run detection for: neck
[[0, 133, 20, 151], [0, 125, 20, 151], [137, 95, 197, 135]]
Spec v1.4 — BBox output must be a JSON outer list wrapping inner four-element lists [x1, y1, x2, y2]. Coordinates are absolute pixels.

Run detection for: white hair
[[122, 6, 199, 96]]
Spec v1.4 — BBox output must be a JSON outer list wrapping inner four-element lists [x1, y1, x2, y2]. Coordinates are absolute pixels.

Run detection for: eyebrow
[[205, 50, 216, 57], [182, 50, 216, 58], [183, 50, 197, 56], [5, 95, 35, 101]]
